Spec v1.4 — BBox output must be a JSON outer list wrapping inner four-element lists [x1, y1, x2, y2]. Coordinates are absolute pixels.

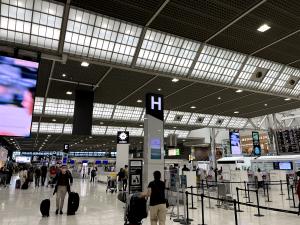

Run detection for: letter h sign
[[146, 93, 164, 121]]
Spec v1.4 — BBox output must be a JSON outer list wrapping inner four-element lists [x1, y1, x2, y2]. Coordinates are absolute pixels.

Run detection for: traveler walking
[[41, 164, 47, 186], [34, 167, 41, 187], [142, 171, 167, 225], [53, 165, 73, 215]]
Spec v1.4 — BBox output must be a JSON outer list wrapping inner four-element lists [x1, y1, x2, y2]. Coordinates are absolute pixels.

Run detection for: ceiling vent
[[196, 116, 205, 123], [216, 119, 224, 125], [250, 67, 269, 82], [174, 115, 183, 122], [285, 76, 299, 89]]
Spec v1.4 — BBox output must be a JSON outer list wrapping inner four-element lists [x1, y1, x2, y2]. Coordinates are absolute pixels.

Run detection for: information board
[[129, 159, 143, 194]]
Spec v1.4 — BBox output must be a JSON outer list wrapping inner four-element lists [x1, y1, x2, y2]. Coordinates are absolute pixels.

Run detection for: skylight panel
[[93, 103, 114, 119], [64, 8, 142, 65], [92, 125, 107, 135], [0, 0, 64, 50], [166, 111, 191, 125], [125, 127, 143, 136], [113, 105, 143, 121], [44, 98, 74, 116], [191, 45, 246, 84], [136, 29, 199, 76], [106, 126, 126, 135], [234, 57, 282, 91]]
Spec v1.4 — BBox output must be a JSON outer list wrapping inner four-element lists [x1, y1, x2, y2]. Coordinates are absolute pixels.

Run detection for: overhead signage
[[117, 131, 129, 144], [146, 93, 164, 121], [17, 151, 116, 158], [129, 160, 143, 194], [229, 130, 242, 155], [252, 131, 262, 156], [63, 144, 69, 153]]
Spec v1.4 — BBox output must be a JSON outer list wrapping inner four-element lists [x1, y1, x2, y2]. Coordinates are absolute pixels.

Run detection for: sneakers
[[56, 209, 63, 215]]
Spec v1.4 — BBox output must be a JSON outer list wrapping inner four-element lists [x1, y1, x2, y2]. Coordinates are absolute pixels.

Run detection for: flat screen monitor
[[279, 162, 293, 170], [15, 156, 31, 163], [229, 130, 242, 155], [168, 148, 180, 156], [0, 55, 39, 137]]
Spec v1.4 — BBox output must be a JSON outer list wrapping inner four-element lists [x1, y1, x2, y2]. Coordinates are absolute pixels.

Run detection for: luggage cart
[[106, 176, 117, 193]]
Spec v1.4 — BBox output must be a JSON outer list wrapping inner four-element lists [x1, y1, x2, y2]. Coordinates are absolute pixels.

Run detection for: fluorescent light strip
[[136, 29, 199, 76], [64, 7, 142, 65], [191, 45, 246, 84]]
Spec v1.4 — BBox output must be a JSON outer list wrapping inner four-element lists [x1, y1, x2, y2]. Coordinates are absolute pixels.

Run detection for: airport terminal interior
[[1, 0, 300, 224]]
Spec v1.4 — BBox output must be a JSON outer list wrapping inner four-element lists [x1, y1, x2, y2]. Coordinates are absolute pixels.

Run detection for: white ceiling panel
[[235, 57, 282, 91], [113, 105, 143, 121], [136, 29, 199, 76], [0, 0, 63, 50], [64, 7, 142, 65], [191, 45, 246, 84]]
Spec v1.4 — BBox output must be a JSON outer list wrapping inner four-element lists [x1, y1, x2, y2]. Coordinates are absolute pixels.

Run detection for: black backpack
[[127, 194, 147, 223]]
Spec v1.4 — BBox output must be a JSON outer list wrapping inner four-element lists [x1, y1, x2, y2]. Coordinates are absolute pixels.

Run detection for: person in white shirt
[[255, 168, 263, 189]]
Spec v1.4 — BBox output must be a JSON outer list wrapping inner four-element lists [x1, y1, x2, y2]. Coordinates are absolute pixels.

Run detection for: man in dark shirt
[[182, 165, 190, 172], [53, 165, 73, 215], [142, 171, 166, 225], [34, 167, 41, 187], [41, 165, 47, 186]]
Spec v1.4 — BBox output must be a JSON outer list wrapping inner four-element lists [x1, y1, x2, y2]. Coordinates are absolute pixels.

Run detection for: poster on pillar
[[129, 160, 143, 194], [117, 131, 129, 144]]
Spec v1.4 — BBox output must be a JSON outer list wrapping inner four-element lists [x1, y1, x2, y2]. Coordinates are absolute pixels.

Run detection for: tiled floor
[[0, 178, 299, 225]]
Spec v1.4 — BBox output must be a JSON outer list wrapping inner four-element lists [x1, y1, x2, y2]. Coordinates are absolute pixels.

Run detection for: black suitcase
[[21, 181, 29, 189], [67, 192, 80, 215], [40, 199, 50, 217], [15, 179, 21, 189]]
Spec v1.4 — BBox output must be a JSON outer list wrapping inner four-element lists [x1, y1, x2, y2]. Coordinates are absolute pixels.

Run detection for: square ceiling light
[[0, 0, 64, 50], [191, 45, 246, 84], [64, 8, 142, 65], [136, 29, 200, 76]]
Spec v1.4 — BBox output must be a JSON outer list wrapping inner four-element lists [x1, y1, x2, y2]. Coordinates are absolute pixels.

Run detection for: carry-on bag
[[40, 199, 50, 217], [67, 192, 80, 215]]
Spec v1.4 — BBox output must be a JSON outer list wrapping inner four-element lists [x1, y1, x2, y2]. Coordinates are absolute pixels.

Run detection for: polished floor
[[0, 178, 299, 225]]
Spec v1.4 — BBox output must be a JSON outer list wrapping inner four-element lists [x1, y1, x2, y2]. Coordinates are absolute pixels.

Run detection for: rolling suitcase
[[21, 180, 29, 190], [15, 179, 21, 189], [40, 199, 50, 217], [67, 192, 80, 215]]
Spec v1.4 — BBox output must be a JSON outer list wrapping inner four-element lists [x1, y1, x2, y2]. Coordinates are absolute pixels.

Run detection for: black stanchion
[[185, 192, 191, 224], [246, 184, 253, 203], [189, 187, 197, 210], [233, 200, 238, 225], [236, 188, 244, 212], [254, 190, 264, 217], [266, 182, 272, 203], [201, 180, 204, 194], [263, 181, 266, 197], [280, 180, 284, 195], [286, 183, 292, 200], [291, 185, 297, 208], [199, 194, 207, 225], [243, 181, 248, 198]]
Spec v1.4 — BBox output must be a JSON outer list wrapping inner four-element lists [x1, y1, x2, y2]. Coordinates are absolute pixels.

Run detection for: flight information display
[[276, 129, 300, 153], [0, 55, 39, 137]]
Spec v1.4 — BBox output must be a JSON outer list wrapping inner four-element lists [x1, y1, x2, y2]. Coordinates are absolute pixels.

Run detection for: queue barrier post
[[266, 182, 272, 203], [286, 182, 292, 200], [263, 180, 266, 197], [236, 187, 244, 212], [254, 190, 264, 217], [243, 181, 248, 198], [280, 180, 284, 196], [189, 186, 197, 210], [199, 193, 207, 225], [246, 183, 253, 203], [233, 199, 239, 225], [291, 185, 297, 208]]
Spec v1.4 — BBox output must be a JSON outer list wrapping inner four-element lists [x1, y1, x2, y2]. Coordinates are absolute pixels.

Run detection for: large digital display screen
[[229, 130, 242, 155], [252, 131, 261, 156], [273, 162, 293, 170], [0, 56, 39, 137], [168, 148, 180, 156], [15, 156, 31, 163]]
